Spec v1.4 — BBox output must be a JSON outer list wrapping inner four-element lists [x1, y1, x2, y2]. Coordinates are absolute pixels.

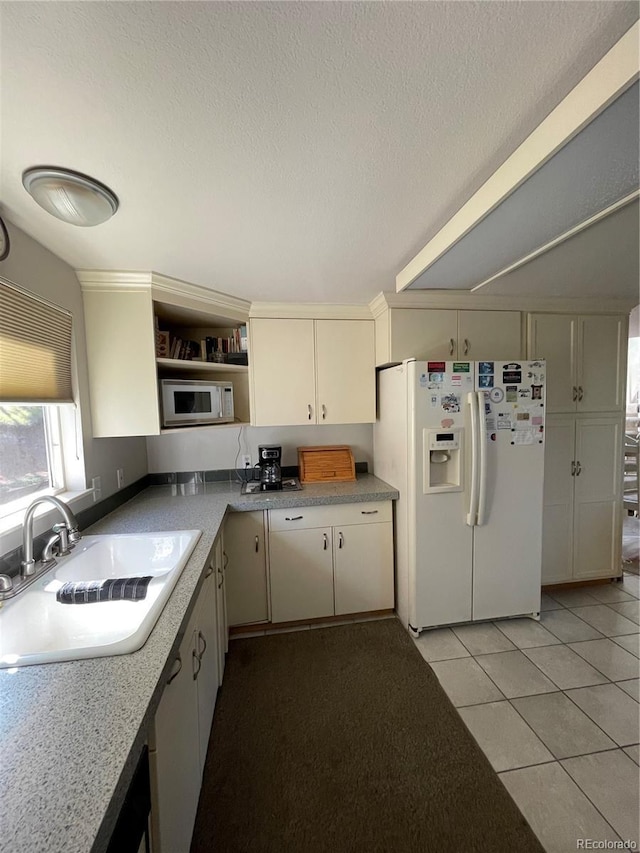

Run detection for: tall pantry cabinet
[[528, 313, 627, 585]]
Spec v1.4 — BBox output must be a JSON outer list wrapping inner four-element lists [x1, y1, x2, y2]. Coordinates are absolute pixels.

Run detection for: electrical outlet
[[116, 468, 125, 489], [241, 454, 252, 468], [91, 476, 102, 502]]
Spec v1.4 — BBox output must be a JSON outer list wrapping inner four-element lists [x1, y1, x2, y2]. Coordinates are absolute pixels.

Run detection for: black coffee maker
[[258, 445, 282, 491]]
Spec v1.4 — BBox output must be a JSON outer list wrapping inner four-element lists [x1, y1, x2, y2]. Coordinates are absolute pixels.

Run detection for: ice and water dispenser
[[423, 428, 463, 493]]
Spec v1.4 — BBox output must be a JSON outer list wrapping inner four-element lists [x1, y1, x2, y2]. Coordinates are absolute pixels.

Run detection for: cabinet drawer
[[268, 501, 392, 531]]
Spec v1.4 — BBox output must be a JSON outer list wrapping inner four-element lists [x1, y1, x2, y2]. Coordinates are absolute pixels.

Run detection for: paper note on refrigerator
[[513, 429, 536, 445]]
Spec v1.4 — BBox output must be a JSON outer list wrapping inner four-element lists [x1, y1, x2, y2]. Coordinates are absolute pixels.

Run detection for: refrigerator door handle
[[476, 391, 489, 526], [466, 391, 479, 526]]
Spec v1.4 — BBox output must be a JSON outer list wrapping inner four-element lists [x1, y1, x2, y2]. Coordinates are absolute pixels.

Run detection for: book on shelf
[[160, 327, 248, 362], [156, 330, 170, 358]]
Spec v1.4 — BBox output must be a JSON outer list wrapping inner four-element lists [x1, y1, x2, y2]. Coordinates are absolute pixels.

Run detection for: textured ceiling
[[1, 1, 638, 303]]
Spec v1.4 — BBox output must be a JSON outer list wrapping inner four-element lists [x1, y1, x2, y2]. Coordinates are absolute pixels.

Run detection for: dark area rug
[[191, 618, 543, 853]]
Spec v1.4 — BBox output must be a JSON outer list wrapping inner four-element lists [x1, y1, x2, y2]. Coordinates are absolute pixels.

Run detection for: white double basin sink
[[0, 530, 201, 669]]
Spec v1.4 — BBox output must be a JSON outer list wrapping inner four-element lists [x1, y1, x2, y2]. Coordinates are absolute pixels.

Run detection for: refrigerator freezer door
[[472, 360, 545, 621], [409, 361, 474, 629]]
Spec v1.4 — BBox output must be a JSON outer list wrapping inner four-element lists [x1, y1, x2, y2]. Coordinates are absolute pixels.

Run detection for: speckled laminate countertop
[[0, 474, 397, 853]]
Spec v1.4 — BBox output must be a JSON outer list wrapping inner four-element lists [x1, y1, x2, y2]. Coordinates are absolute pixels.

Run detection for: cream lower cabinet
[[224, 510, 269, 626], [249, 318, 375, 426], [527, 313, 627, 414], [333, 521, 394, 616], [214, 535, 228, 683], [269, 526, 335, 622], [375, 308, 522, 366], [150, 546, 225, 853], [268, 502, 394, 623], [542, 415, 623, 585]]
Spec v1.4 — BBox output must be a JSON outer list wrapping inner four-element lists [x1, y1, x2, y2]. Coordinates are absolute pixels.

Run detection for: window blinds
[[0, 277, 73, 403]]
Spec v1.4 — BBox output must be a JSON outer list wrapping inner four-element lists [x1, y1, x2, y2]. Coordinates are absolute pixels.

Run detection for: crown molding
[[76, 269, 152, 291], [370, 290, 636, 315], [76, 269, 250, 321], [249, 302, 373, 320], [368, 292, 390, 319], [150, 272, 250, 320]]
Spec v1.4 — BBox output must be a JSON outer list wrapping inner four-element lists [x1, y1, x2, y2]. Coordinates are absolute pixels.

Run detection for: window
[[0, 277, 73, 519], [0, 404, 64, 515]]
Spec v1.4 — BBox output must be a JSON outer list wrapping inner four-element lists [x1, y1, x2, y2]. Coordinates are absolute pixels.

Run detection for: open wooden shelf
[[159, 420, 250, 434], [156, 358, 248, 374]]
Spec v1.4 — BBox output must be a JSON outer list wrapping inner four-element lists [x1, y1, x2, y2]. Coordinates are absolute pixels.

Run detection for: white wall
[[146, 423, 373, 473], [0, 220, 148, 544]]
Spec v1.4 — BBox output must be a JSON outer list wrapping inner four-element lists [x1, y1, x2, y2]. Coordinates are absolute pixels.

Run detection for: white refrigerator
[[374, 359, 546, 635]]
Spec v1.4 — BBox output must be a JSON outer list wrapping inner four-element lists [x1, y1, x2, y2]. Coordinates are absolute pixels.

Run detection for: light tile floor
[[414, 572, 640, 853]]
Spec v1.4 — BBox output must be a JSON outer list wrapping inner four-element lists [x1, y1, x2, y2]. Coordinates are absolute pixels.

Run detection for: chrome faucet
[[21, 495, 82, 578]]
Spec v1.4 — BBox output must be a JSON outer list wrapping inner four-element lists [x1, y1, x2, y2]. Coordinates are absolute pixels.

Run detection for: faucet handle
[[52, 523, 72, 556], [42, 533, 61, 564]]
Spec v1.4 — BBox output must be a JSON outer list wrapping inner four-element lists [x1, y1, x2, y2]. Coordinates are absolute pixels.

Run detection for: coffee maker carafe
[[258, 445, 282, 491]]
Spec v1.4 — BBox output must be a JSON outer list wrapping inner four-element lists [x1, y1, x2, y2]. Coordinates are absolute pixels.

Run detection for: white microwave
[[160, 379, 234, 427]]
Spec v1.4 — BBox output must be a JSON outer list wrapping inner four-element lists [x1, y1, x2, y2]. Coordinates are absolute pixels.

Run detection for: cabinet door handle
[[575, 460, 582, 476], [321, 404, 326, 420], [285, 515, 303, 521], [323, 533, 328, 550], [360, 510, 378, 515], [217, 567, 224, 589], [463, 338, 470, 356], [571, 460, 576, 476], [166, 654, 182, 685], [572, 386, 578, 402], [192, 649, 201, 680], [197, 630, 207, 658], [449, 338, 455, 356], [308, 404, 312, 420], [223, 551, 229, 570], [255, 535, 259, 553], [204, 565, 214, 578], [577, 386, 584, 401], [338, 531, 344, 549]]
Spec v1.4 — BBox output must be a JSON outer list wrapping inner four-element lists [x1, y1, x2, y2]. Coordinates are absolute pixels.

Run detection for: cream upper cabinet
[[249, 317, 375, 426], [79, 272, 251, 437], [384, 309, 458, 363], [249, 319, 315, 426], [315, 320, 375, 424], [83, 287, 161, 436], [457, 310, 522, 361], [375, 308, 521, 365], [527, 313, 626, 413], [541, 414, 622, 585], [578, 316, 627, 413]]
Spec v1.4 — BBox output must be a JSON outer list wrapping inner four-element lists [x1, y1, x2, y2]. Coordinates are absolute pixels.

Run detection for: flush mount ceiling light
[[22, 167, 119, 226]]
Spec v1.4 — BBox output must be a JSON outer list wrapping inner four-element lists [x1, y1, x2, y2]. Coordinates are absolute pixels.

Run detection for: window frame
[[0, 404, 66, 520]]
